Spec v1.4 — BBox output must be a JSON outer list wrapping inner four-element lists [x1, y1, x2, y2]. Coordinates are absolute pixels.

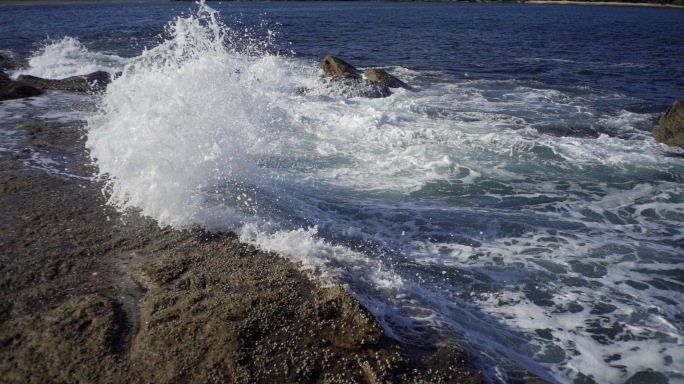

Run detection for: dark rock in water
[[0, 54, 29, 71], [1, 70, 115, 101], [624, 370, 669, 384], [16, 70, 113, 93], [321, 75, 391, 99], [0, 71, 44, 101], [320, 55, 390, 98], [295, 86, 309, 95], [322, 54, 362, 79], [653, 100, 684, 149], [364, 68, 409, 89]]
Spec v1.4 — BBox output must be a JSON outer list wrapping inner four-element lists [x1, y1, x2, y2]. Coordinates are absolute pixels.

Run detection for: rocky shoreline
[[0, 115, 502, 382]]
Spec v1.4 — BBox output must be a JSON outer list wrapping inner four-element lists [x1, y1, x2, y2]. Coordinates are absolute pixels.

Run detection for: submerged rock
[[364, 68, 409, 89], [653, 100, 684, 150]]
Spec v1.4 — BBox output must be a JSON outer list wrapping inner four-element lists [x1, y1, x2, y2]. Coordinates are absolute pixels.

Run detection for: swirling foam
[[86, 3, 684, 383]]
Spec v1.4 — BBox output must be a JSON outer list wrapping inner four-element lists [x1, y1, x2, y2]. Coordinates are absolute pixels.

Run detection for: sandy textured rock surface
[[0, 117, 487, 383]]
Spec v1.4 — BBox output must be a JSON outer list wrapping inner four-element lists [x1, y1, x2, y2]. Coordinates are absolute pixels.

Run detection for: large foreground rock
[[653, 100, 684, 149], [0, 119, 488, 383]]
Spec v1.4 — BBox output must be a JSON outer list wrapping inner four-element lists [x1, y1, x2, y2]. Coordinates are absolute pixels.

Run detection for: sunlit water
[[2, 2, 683, 383]]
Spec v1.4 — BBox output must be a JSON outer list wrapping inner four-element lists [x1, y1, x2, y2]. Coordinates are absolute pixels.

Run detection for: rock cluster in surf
[[318, 54, 409, 98], [653, 99, 684, 150]]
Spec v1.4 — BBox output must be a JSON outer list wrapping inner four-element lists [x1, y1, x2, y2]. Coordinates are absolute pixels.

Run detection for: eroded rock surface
[[0, 119, 485, 383], [653, 100, 684, 150]]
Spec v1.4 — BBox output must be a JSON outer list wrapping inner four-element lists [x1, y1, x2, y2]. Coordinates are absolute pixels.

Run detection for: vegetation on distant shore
[[172, 0, 684, 6], [526, 0, 684, 5]]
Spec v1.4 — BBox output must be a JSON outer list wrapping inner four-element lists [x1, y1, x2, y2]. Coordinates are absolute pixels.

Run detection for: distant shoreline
[[525, 0, 683, 7], [1, 0, 682, 6]]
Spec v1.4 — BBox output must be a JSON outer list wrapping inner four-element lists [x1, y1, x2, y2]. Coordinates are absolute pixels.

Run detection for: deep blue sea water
[[2, 2, 684, 383]]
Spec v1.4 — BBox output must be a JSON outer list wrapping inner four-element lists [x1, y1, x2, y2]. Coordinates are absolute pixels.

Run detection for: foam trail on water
[[86, 3, 684, 384]]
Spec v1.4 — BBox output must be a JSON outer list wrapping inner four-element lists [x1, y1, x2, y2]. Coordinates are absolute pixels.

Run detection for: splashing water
[[88, 3, 306, 228], [13, 36, 126, 79], [86, 3, 684, 383]]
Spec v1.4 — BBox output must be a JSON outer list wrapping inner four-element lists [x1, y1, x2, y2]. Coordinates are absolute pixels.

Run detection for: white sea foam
[[14, 36, 127, 79], [84, 3, 684, 383]]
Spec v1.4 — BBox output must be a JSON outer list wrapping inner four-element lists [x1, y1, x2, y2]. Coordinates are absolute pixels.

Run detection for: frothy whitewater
[[76, 3, 684, 383]]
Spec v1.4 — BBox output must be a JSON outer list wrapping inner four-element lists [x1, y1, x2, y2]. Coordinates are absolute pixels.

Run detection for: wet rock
[[322, 54, 362, 79], [0, 116, 487, 383], [321, 75, 391, 98], [652, 99, 684, 149], [321, 55, 390, 98], [1, 70, 114, 101], [364, 68, 409, 89], [0, 71, 44, 101], [0, 54, 28, 71], [0, 295, 128, 382], [16, 70, 114, 93]]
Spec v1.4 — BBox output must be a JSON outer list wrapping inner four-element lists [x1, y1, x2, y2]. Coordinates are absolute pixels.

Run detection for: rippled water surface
[[2, 2, 683, 383]]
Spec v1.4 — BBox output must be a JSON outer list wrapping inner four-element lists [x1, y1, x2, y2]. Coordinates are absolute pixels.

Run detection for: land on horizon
[[1, 0, 683, 6], [173, 0, 684, 6]]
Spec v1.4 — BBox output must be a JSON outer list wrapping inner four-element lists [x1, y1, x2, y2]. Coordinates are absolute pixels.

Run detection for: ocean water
[[1, 2, 683, 383]]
